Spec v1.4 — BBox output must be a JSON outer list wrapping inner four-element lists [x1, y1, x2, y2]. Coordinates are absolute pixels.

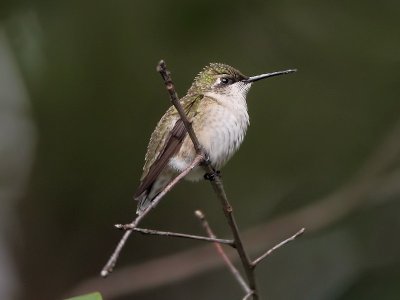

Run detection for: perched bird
[[134, 63, 295, 214]]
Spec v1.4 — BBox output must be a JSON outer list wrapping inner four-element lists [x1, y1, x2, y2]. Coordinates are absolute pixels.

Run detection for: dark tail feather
[[134, 174, 171, 215], [135, 191, 150, 215]]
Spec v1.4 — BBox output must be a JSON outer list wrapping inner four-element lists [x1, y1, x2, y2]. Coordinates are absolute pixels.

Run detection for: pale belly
[[168, 104, 249, 181]]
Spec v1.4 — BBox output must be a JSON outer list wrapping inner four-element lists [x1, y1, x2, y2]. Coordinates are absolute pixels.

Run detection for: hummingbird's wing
[[133, 95, 202, 201], [133, 117, 186, 199]]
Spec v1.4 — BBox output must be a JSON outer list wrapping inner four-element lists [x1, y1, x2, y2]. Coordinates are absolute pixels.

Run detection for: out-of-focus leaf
[[65, 292, 102, 300]]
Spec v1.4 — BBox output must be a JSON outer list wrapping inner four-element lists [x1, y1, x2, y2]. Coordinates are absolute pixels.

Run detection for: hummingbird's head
[[188, 63, 249, 96], [188, 63, 297, 99]]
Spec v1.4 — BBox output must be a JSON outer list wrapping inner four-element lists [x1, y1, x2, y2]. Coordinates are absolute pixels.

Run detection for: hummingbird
[[134, 63, 296, 214]]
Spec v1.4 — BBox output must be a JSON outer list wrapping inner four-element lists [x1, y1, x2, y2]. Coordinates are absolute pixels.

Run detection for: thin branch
[[101, 154, 203, 277], [243, 292, 254, 300], [157, 60, 259, 299], [252, 228, 305, 266], [195, 210, 251, 295], [207, 175, 258, 296], [113, 226, 234, 245]]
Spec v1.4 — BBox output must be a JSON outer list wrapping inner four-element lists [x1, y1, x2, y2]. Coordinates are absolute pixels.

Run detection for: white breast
[[201, 84, 250, 169], [169, 82, 251, 181]]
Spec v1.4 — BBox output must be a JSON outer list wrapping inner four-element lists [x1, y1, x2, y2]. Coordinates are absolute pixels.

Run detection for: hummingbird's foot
[[204, 170, 221, 181]]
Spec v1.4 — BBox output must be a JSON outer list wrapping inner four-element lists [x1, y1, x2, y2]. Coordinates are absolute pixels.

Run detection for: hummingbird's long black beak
[[243, 69, 297, 83]]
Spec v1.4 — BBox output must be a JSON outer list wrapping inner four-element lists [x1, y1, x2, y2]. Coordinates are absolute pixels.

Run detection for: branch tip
[[252, 227, 306, 266], [194, 210, 204, 219], [156, 60, 166, 72], [100, 270, 109, 278]]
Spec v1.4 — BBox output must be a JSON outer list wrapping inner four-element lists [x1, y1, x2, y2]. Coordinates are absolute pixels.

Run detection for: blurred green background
[[1, 1, 400, 299]]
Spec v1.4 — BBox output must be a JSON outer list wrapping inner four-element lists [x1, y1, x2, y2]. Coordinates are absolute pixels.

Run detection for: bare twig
[[157, 60, 259, 299], [252, 228, 305, 266], [113, 226, 235, 245], [195, 210, 251, 295], [101, 154, 203, 277]]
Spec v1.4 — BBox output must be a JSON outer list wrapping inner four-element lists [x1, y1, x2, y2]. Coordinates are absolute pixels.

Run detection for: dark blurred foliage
[[0, 0, 400, 299]]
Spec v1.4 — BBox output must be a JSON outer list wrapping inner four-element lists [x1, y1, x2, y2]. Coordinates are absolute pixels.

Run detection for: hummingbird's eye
[[220, 77, 233, 85]]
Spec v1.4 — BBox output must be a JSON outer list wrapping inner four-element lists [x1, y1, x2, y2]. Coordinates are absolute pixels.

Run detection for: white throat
[[205, 82, 251, 109]]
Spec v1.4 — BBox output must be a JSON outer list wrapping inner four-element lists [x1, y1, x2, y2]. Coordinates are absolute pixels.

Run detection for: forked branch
[[101, 154, 203, 277]]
